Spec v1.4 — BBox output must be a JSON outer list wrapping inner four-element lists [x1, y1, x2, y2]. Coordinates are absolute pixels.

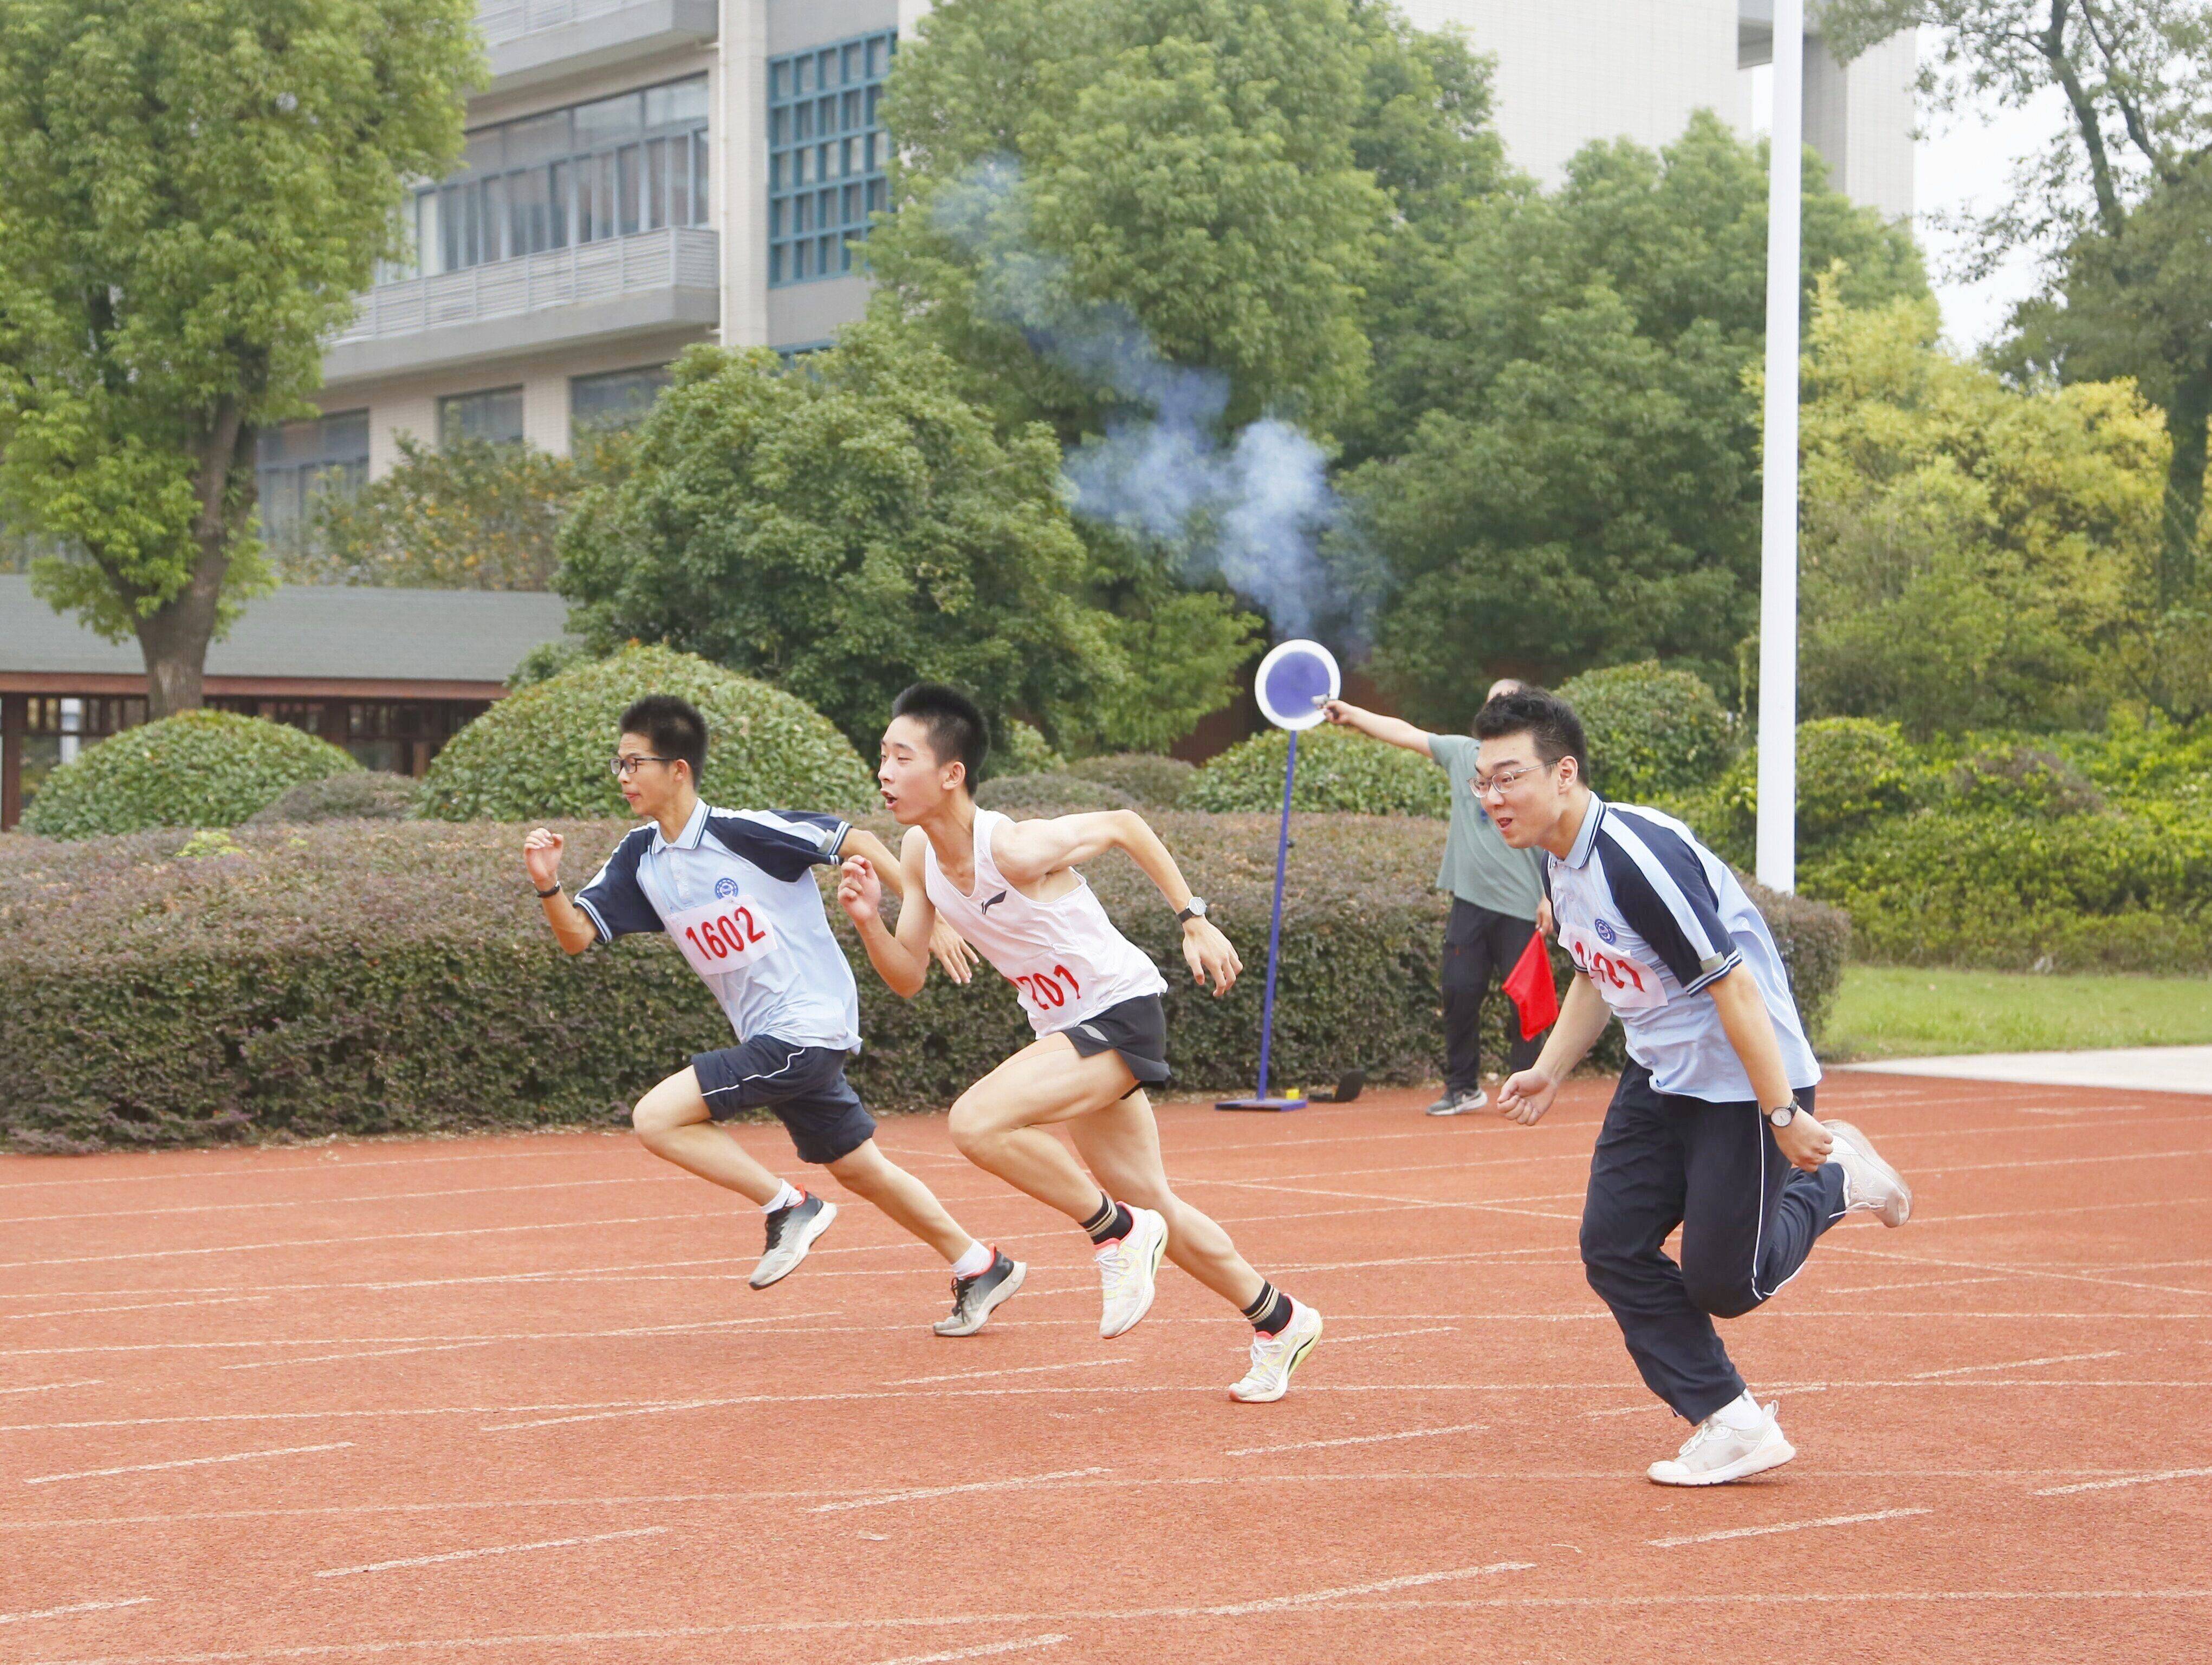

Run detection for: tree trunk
[[133, 550, 228, 719], [2161, 364, 2209, 608]]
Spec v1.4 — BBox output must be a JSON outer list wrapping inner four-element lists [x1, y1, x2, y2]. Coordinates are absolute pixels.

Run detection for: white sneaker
[[1230, 1299, 1323, 1402], [1822, 1119, 1912, 1227], [1647, 1401, 1795, 1486], [749, 1192, 836, 1289], [1095, 1206, 1167, 1338], [1426, 1087, 1489, 1117]]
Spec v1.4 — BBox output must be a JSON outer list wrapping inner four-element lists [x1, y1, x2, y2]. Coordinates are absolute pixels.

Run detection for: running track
[[2, 1076, 2207, 1664]]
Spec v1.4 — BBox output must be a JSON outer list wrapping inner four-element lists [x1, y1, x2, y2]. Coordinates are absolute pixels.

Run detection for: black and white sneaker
[[749, 1191, 838, 1288], [933, 1248, 1027, 1336], [1425, 1087, 1488, 1117]]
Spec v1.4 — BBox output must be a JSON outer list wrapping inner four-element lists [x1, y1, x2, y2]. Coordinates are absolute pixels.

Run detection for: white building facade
[[280, 0, 1911, 505]]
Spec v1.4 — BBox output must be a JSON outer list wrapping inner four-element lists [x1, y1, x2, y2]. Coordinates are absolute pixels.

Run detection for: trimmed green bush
[[247, 771, 421, 825], [997, 719, 1064, 778], [420, 644, 875, 822], [1946, 743, 2105, 817], [1707, 717, 1937, 857], [22, 712, 359, 841], [0, 812, 1849, 1150], [1555, 661, 1736, 800], [1190, 725, 1450, 817], [1068, 752, 1198, 809], [975, 772, 1138, 814]]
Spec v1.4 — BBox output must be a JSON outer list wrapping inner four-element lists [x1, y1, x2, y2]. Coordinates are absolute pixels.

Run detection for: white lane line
[[313, 1525, 666, 1579], [3, 1311, 841, 1362], [1815, 1276, 2014, 1296], [28, 1442, 352, 1486], [1647, 1507, 1931, 1547], [0, 1596, 152, 1625], [1824, 1240, 2212, 1300], [0, 1379, 99, 1396], [2035, 1467, 2212, 1495], [1321, 1326, 1458, 1345], [1228, 1421, 1488, 1458], [1906, 1350, 2123, 1379], [811, 1469, 1110, 1513], [1917, 1196, 2212, 1227], [1200, 1176, 1578, 1222], [865, 1638, 1069, 1665], [0, 1146, 619, 1192], [218, 1313, 840, 1371], [888, 1359, 1134, 1386], [0, 1174, 679, 1227], [3, 1296, 275, 1323], [0, 1211, 723, 1271], [1208, 1560, 1534, 1615]]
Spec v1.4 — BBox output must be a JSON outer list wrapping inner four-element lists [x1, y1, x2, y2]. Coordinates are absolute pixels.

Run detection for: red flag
[[1502, 928, 1560, 1040]]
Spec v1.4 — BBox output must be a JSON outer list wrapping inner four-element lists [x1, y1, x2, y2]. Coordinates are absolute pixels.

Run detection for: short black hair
[[891, 682, 988, 791], [1471, 684, 1587, 777], [618, 694, 708, 783]]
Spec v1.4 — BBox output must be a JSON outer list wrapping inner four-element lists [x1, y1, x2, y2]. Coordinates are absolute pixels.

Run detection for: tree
[[1350, 114, 1928, 725], [555, 327, 1257, 755], [1822, 0, 2212, 607], [0, 0, 479, 716]]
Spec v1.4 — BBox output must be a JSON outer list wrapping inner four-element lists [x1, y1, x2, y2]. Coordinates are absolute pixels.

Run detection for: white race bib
[[1002, 956, 1089, 1020], [1562, 925, 1666, 1012], [666, 895, 781, 980]]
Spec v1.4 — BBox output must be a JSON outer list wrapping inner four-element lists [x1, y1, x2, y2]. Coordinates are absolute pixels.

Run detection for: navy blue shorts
[[691, 1036, 876, 1166]]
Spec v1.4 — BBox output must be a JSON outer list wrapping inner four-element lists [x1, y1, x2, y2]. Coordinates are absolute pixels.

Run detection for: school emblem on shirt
[[715, 877, 741, 900], [1594, 918, 1618, 945]]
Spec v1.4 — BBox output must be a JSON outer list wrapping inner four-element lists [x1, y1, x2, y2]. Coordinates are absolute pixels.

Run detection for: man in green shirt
[[1323, 682, 1553, 1115]]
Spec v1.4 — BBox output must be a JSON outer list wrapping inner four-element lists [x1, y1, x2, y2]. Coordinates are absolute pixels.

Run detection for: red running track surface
[[1, 1076, 2209, 1663]]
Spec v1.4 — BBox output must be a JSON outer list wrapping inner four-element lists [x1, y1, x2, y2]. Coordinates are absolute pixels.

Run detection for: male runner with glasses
[[1321, 684, 1554, 1115], [1471, 685, 1912, 1483], [836, 684, 1323, 1402], [523, 694, 1026, 1337]]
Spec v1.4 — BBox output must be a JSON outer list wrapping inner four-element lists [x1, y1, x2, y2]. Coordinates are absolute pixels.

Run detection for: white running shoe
[[1230, 1299, 1323, 1402], [1095, 1206, 1167, 1338], [1822, 1119, 1913, 1227], [1647, 1401, 1795, 1486], [749, 1192, 837, 1289]]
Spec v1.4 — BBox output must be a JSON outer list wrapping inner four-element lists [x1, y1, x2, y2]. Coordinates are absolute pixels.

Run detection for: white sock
[[1712, 1391, 1766, 1432], [763, 1180, 802, 1214], [949, 1240, 994, 1280]]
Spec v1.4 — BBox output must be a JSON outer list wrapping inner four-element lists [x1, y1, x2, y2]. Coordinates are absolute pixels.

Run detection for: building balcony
[[479, 0, 717, 93], [323, 225, 720, 383]]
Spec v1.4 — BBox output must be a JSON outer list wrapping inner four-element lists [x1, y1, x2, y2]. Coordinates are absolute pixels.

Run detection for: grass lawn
[[1823, 965, 2212, 1061]]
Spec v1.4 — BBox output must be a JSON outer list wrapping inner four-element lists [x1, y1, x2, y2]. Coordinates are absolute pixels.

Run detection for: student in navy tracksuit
[[1471, 686, 1915, 1485]]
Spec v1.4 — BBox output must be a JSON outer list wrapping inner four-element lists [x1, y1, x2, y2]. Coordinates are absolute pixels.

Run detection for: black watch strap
[[536, 882, 563, 899]]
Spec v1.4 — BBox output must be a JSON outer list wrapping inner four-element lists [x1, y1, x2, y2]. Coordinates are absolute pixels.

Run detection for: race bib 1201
[[1561, 924, 1667, 1013], [666, 895, 781, 980]]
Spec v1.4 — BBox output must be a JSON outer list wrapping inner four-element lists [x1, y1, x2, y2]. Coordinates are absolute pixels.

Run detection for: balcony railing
[[478, 0, 659, 49], [332, 226, 718, 346]]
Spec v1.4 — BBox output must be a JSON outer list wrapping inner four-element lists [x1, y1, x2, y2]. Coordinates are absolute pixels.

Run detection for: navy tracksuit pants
[[1580, 1062, 1847, 1423]]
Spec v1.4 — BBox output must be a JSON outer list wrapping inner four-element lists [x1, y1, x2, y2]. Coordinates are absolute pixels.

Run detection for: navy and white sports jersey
[[1546, 795, 1819, 1103], [573, 799, 860, 1052]]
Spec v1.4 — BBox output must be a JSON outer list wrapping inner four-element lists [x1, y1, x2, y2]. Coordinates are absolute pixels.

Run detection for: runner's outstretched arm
[[1494, 973, 1611, 1125], [839, 825, 976, 981], [1319, 699, 1433, 756], [838, 831, 939, 998], [522, 828, 596, 955], [991, 811, 1242, 996]]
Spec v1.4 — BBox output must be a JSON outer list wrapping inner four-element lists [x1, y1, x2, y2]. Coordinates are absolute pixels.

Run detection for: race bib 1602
[[666, 895, 781, 980]]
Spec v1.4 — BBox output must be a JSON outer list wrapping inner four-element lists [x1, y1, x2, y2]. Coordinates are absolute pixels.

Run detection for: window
[[570, 365, 672, 443], [768, 31, 894, 287], [391, 75, 710, 280], [439, 387, 526, 448], [256, 410, 369, 548]]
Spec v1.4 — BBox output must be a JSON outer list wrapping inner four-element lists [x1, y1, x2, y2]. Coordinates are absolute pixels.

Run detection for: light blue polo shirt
[[573, 799, 861, 1052]]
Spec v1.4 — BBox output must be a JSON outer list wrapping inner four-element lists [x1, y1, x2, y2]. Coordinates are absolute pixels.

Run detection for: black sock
[[1243, 1282, 1293, 1334], [1081, 1194, 1133, 1245]]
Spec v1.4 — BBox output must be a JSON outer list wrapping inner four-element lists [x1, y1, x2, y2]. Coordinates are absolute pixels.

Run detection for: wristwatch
[[1176, 897, 1208, 925], [535, 882, 563, 899], [1767, 1100, 1801, 1129]]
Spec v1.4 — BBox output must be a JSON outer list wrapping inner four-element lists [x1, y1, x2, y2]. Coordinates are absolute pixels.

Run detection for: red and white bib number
[[1561, 925, 1666, 1013], [667, 896, 780, 979], [1006, 960, 1084, 1017]]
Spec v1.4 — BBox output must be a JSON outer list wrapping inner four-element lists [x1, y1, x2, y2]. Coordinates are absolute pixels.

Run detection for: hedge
[[247, 772, 421, 825], [1067, 752, 1198, 809], [1554, 661, 1735, 801], [1190, 725, 1450, 817], [0, 813, 1847, 1152], [22, 711, 360, 840], [420, 643, 875, 822], [975, 772, 1138, 814]]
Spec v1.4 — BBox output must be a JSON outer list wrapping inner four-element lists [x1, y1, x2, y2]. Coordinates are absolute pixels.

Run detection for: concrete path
[[1840, 1045, 2212, 1096]]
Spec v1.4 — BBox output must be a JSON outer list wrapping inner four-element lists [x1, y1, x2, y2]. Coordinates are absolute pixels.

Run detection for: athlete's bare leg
[[826, 1138, 976, 1264], [949, 1035, 1267, 1310], [1063, 1089, 1267, 1311], [632, 1068, 784, 1205]]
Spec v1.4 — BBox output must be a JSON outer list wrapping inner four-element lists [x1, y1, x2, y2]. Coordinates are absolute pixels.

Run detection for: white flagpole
[[1756, 0, 1804, 892]]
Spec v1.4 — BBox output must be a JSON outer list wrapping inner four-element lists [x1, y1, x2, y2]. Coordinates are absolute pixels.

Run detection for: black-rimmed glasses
[[608, 753, 672, 778]]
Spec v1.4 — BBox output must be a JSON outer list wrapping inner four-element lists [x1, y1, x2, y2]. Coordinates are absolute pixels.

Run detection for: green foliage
[[246, 771, 420, 825], [1353, 114, 1928, 723], [418, 644, 875, 822], [0, 811, 1847, 1150], [975, 772, 1138, 814], [1705, 717, 1936, 861], [997, 719, 1064, 777], [0, 0, 481, 710], [1067, 751, 1199, 808], [1189, 723, 1448, 817], [22, 712, 359, 840], [554, 328, 1237, 755], [1554, 660, 1735, 801], [287, 435, 625, 590], [1944, 744, 2105, 818]]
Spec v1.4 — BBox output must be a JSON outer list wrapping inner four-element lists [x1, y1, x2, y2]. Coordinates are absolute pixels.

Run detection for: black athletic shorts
[[691, 1036, 876, 1165], [1058, 994, 1171, 1091]]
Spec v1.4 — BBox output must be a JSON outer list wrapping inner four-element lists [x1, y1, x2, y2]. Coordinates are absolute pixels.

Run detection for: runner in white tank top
[[838, 684, 1324, 1403]]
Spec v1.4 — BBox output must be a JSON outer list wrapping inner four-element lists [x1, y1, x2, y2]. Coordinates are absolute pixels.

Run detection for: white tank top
[[923, 808, 1168, 1036]]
